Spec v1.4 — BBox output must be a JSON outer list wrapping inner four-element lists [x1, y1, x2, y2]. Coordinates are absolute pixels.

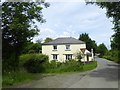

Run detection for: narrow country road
[[14, 57, 119, 88]]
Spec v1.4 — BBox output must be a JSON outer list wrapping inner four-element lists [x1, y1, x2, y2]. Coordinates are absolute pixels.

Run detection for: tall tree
[[97, 43, 108, 57], [78, 33, 97, 53], [2, 2, 50, 70], [86, 1, 120, 62]]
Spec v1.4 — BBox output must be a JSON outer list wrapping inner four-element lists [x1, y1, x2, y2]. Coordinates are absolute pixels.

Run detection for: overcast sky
[[33, 1, 114, 49]]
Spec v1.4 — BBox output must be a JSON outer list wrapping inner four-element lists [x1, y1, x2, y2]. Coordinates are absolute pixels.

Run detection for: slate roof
[[42, 37, 85, 45]]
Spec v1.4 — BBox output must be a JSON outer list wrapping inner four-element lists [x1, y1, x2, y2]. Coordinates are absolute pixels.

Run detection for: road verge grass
[[82, 61, 97, 71], [2, 69, 42, 87], [3, 61, 97, 87]]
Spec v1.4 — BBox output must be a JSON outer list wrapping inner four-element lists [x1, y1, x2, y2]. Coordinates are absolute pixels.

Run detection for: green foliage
[[87, 2, 120, 63], [28, 50, 35, 53], [43, 60, 62, 72], [3, 60, 97, 86], [44, 37, 53, 43], [2, 53, 16, 73], [22, 42, 42, 54], [103, 50, 119, 63], [78, 33, 97, 53], [23, 59, 44, 73], [42, 60, 82, 73], [97, 43, 108, 57], [2, 69, 35, 86], [19, 54, 49, 66], [43, 60, 97, 73], [2, 2, 49, 71], [83, 61, 97, 71], [76, 52, 82, 61]]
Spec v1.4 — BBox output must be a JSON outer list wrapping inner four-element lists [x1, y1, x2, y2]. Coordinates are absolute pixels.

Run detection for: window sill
[[52, 50, 57, 51], [65, 49, 71, 51]]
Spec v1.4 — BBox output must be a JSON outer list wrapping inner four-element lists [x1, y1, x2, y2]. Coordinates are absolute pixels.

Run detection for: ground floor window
[[53, 54, 58, 60], [65, 54, 72, 60]]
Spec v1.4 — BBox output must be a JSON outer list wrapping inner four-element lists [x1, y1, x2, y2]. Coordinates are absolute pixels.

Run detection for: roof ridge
[[42, 37, 85, 45]]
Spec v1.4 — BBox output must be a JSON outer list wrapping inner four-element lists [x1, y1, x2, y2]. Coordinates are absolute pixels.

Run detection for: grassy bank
[[3, 61, 97, 87], [102, 50, 119, 63], [43, 61, 97, 73], [2, 69, 35, 87], [82, 61, 97, 71]]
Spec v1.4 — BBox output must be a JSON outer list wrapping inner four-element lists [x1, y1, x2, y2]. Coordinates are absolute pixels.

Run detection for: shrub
[[19, 54, 48, 66], [43, 60, 84, 73], [42, 60, 62, 72], [28, 50, 35, 54], [19, 54, 49, 73], [103, 50, 119, 63], [63, 60, 83, 72], [2, 53, 19, 72], [76, 52, 82, 62], [23, 59, 45, 73]]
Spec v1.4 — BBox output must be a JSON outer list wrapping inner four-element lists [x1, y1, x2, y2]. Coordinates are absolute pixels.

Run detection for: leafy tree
[[44, 37, 53, 43], [97, 43, 108, 57], [22, 42, 42, 54], [86, 1, 120, 62], [104, 49, 119, 63], [78, 33, 97, 53], [2, 2, 50, 71]]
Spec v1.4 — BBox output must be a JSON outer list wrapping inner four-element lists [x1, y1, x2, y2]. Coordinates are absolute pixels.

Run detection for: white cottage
[[42, 37, 94, 63]]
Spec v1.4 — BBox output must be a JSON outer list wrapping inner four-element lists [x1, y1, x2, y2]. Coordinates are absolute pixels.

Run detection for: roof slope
[[42, 37, 85, 45]]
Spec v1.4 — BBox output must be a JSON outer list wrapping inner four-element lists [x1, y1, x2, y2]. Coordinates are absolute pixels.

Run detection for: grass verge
[[2, 70, 45, 87], [82, 61, 97, 71], [3, 61, 97, 87], [43, 61, 97, 74]]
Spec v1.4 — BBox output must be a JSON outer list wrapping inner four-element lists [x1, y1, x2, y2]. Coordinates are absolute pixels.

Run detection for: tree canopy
[[78, 33, 97, 53], [44, 37, 53, 43], [87, 1, 120, 63], [97, 43, 108, 57], [2, 2, 50, 71]]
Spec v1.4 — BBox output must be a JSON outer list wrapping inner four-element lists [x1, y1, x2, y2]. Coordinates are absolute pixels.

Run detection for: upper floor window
[[53, 45, 57, 50], [66, 45, 70, 50]]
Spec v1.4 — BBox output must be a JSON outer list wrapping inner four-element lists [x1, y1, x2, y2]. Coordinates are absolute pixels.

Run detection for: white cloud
[[32, 28, 58, 42], [33, 2, 114, 48]]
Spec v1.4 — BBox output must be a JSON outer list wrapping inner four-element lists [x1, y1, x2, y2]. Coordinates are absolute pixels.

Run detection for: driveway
[[13, 57, 119, 88]]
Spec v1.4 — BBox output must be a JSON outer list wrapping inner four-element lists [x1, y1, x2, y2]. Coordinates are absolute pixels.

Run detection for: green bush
[[19, 54, 49, 73], [28, 50, 35, 53], [61, 60, 83, 72], [76, 52, 82, 62], [103, 50, 119, 63], [42, 60, 62, 72], [2, 53, 18, 72], [43, 60, 84, 73], [19, 54, 48, 66]]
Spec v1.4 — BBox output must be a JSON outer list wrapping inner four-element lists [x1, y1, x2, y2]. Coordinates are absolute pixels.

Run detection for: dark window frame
[[65, 45, 70, 50], [53, 54, 58, 60], [65, 54, 72, 60], [53, 45, 57, 50]]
